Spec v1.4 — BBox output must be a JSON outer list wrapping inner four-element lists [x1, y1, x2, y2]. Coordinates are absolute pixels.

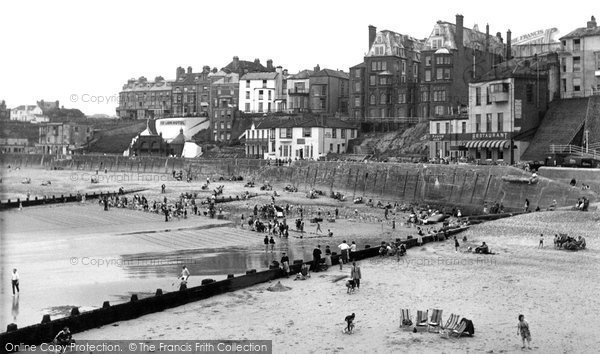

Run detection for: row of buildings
[[0, 100, 61, 123], [427, 15, 600, 164], [116, 59, 350, 143]]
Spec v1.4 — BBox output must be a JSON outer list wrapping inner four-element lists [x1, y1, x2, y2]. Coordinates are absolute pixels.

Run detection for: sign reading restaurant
[[430, 132, 511, 141]]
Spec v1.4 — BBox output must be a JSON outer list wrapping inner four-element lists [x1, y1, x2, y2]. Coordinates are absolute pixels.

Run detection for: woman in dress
[[324, 246, 332, 268], [517, 314, 532, 349]]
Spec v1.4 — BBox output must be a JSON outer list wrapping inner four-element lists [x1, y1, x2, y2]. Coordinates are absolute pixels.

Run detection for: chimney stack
[[203, 65, 211, 74], [485, 24, 490, 52], [187, 66, 192, 74], [506, 29, 512, 60], [212, 67, 218, 73], [456, 14, 464, 52], [267, 59, 274, 71], [254, 58, 260, 64], [314, 64, 320, 73], [496, 32, 503, 43], [233, 56, 239, 67], [176, 66, 185, 79], [588, 16, 597, 29], [368, 25, 377, 51]]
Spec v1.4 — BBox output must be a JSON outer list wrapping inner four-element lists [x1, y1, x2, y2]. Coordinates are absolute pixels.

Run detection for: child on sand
[[517, 314, 532, 349]]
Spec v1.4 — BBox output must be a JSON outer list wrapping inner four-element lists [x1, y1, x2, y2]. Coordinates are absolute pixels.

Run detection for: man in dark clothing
[[335, 208, 339, 219], [312, 245, 322, 272], [280, 253, 290, 276]]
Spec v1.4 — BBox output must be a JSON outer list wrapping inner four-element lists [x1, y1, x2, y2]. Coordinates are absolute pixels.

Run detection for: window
[[573, 39, 581, 52], [398, 93, 406, 104], [262, 80, 267, 88], [573, 78, 581, 92], [561, 58, 567, 72], [246, 80, 250, 88], [436, 68, 451, 80], [351, 129, 355, 138], [258, 90, 264, 100], [371, 61, 377, 71], [433, 90, 446, 102], [245, 103, 250, 112], [485, 149, 492, 159], [475, 149, 481, 159], [425, 56, 432, 66], [341, 129, 346, 139], [486, 113, 492, 132], [497, 113, 504, 132], [413, 63, 418, 78], [280, 128, 292, 139], [486, 87, 492, 104], [245, 91, 250, 99], [332, 128, 337, 138], [355, 69, 361, 78], [380, 93, 387, 104], [434, 106, 445, 116], [475, 114, 481, 133], [573, 56, 581, 72], [461, 121, 466, 133], [402, 61, 406, 74], [379, 77, 387, 85], [561, 79, 567, 93], [303, 127, 311, 137], [370, 95, 375, 105], [526, 84, 533, 102], [382, 62, 387, 70], [354, 97, 361, 107], [258, 102, 263, 112], [436, 123, 440, 134], [354, 82, 361, 92], [445, 122, 450, 133], [268, 91, 272, 100], [497, 149, 504, 160], [421, 91, 429, 102], [370, 75, 376, 86], [425, 70, 431, 82]]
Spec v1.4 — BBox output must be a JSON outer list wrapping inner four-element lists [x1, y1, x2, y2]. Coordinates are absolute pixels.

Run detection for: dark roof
[[476, 57, 551, 82], [560, 25, 600, 40], [350, 62, 365, 69], [252, 117, 357, 130], [288, 69, 314, 80], [240, 72, 278, 80], [175, 72, 210, 85], [255, 119, 283, 129], [222, 59, 268, 74], [312, 69, 349, 80]]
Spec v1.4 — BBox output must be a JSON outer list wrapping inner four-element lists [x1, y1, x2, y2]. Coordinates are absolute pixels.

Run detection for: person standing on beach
[[350, 262, 361, 289], [517, 314, 532, 349], [454, 236, 460, 252], [280, 253, 290, 277], [264, 235, 269, 252], [316, 221, 323, 234], [417, 234, 423, 247], [269, 236, 275, 252], [524, 198, 530, 212], [338, 241, 350, 270], [538, 234, 544, 249], [349, 241, 357, 262], [335, 208, 339, 219], [11, 268, 19, 295], [312, 245, 322, 272]]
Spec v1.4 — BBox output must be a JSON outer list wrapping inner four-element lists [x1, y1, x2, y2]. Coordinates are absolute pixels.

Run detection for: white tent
[[181, 142, 203, 158]]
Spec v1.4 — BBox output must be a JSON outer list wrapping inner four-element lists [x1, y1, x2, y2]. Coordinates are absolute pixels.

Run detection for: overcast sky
[[1, 0, 598, 116]]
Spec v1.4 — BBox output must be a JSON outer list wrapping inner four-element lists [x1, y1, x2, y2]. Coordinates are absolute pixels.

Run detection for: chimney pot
[[587, 15, 597, 29], [455, 14, 464, 51], [314, 64, 320, 72], [506, 29, 512, 60], [187, 66, 192, 74]]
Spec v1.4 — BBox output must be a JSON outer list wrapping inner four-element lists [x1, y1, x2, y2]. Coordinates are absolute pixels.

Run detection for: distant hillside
[[0, 121, 39, 141]]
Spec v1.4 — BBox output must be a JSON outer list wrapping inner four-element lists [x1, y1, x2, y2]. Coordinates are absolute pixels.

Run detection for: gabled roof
[[222, 59, 268, 74], [121, 81, 172, 92], [170, 129, 186, 144], [240, 72, 278, 80], [287, 69, 314, 80], [174, 72, 211, 85], [560, 24, 600, 40], [424, 21, 504, 54], [475, 57, 551, 82], [312, 69, 349, 80], [350, 62, 366, 69]]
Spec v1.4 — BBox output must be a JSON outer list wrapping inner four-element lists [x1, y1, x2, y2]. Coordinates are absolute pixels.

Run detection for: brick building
[[309, 67, 349, 115], [117, 77, 172, 119], [209, 71, 239, 141], [172, 66, 212, 117], [37, 122, 94, 155]]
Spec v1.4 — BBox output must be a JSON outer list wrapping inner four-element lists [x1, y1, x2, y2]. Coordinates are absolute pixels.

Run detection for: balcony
[[288, 88, 309, 95], [245, 137, 269, 144]]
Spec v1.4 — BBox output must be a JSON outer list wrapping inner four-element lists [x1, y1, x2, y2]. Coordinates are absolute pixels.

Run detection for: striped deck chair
[[399, 309, 412, 330], [415, 310, 429, 330], [442, 313, 460, 331], [427, 309, 443, 332], [449, 320, 467, 338]]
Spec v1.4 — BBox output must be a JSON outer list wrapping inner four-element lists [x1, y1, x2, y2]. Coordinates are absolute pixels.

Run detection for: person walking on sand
[[315, 221, 323, 234], [312, 245, 322, 272], [338, 240, 350, 270], [11, 268, 19, 295], [517, 314, 532, 349], [349, 241, 357, 262], [269, 236, 275, 252], [454, 236, 460, 252], [417, 234, 423, 247], [350, 262, 361, 289], [264, 235, 269, 252], [538, 234, 544, 249]]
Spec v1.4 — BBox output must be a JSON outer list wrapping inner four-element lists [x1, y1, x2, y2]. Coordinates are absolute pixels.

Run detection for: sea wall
[[0, 226, 466, 349], [1, 154, 596, 214]]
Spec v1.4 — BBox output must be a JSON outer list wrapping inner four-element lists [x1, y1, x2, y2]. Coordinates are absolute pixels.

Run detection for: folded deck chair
[[427, 309, 443, 332], [399, 309, 412, 330], [442, 313, 460, 331], [449, 320, 467, 338], [415, 310, 429, 330]]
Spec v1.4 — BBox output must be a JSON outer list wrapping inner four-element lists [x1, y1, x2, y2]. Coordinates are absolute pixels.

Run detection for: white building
[[242, 117, 357, 160], [239, 68, 286, 113], [10, 104, 49, 123]]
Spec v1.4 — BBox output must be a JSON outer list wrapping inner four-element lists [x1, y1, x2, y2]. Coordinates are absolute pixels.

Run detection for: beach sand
[[81, 211, 600, 353]]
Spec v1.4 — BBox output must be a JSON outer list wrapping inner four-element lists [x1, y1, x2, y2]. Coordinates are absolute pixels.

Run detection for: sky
[[1, 0, 598, 116]]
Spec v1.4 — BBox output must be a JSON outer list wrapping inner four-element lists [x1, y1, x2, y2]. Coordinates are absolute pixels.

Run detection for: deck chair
[[442, 313, 460, 331], [449, 320, 467, 338], [415, 310, 429, 330], [399, 309, 412, 330], [427, 309, 443, 332]]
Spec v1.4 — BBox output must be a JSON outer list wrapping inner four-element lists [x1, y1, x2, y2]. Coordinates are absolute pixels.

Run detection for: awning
[[465, 140, 511, 149]]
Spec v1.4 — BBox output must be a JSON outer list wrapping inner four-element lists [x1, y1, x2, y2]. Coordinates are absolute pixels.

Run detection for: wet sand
[[81, 211, 600, 353]]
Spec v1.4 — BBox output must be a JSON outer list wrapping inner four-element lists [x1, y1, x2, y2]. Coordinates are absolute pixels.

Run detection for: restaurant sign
[[429, 132, 511, 141]]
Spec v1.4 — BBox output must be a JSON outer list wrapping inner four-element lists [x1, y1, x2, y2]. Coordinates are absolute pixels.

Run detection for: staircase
[[521, 97, 591, 161]]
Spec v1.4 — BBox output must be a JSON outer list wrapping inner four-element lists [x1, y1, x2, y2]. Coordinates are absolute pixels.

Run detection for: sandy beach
[[80, 211, 600, 353]]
